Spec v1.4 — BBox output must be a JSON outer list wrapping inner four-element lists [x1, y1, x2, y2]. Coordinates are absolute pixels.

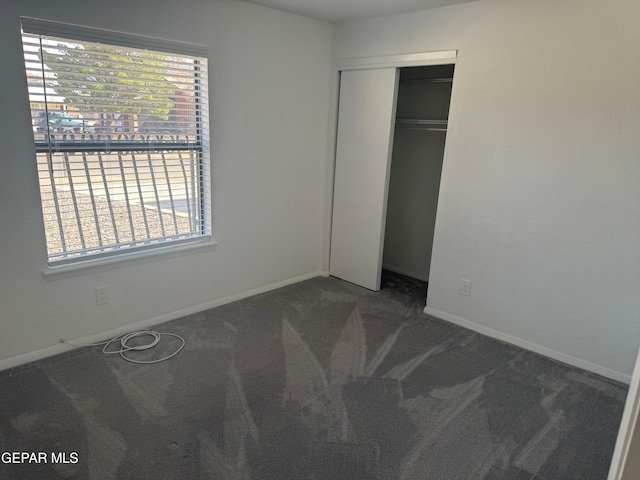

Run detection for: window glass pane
[[21, 24, 210, 265], [37, 149, 204, 263], [23, 32, 203, 145]]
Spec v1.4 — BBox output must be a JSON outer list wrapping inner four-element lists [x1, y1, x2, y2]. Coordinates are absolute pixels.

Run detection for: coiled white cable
[[62, 329, 185, 364]]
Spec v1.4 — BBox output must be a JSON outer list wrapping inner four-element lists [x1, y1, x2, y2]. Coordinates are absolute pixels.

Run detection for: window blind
[[21, 18, 211, 265]]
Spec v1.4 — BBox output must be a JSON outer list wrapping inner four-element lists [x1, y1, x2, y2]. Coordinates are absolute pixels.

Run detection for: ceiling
[[241, 0, 476, 23]]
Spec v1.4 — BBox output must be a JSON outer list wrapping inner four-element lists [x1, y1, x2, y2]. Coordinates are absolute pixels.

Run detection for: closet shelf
[[395, 118, 448, 132]]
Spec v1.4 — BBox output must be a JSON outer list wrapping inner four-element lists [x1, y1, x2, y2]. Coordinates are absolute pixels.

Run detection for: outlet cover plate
[[96, 286, 110, 305], [460, 279, 471, 296]]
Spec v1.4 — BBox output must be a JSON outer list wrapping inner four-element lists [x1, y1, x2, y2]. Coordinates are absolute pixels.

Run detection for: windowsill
[[43, 237, 217, 281]]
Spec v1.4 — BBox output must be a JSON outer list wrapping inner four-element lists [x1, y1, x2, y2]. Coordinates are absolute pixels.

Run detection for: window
[[21, 18, 210, 267]]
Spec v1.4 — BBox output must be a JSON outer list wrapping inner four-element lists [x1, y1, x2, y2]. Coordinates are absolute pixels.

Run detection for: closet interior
[[382, 64, 454, 286]]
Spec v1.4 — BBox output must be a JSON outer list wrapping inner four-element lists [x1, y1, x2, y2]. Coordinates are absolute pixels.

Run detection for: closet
[[329, 60, 455, 292], [382, 65, 454, 283]]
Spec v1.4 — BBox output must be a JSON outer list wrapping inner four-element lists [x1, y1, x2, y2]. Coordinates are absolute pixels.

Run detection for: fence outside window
[[36, 134, 203, 263]]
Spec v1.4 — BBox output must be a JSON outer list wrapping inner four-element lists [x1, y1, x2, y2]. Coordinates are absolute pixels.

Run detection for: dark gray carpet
[[0, 273, 627, 479]]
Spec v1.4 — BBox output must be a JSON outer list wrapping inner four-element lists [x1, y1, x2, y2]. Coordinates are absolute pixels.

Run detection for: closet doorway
[[329, 56, 455, 293], [382, 65, 454, 285]]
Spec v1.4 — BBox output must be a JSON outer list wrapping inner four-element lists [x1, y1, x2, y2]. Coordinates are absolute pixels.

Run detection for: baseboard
[[0, 270, 326, 373], [424, 306, 631, 384], [382, 264, 429, 282]]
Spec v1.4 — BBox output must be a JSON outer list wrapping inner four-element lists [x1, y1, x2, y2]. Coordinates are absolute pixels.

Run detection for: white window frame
[[21, 18, 213, 275]]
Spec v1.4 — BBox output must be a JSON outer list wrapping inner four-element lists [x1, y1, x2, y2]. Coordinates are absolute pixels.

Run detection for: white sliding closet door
[[329, 68, 399, 291]]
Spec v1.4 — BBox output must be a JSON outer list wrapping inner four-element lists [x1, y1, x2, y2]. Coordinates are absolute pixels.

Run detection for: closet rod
[[400, 77, 453, 85], [397, 127, 447, 132], [396, 118, 447, 126], [395, 118, 448, 132]]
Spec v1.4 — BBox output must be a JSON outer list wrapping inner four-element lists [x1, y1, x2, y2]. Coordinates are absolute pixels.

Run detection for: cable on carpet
[[61, 330, 185, 364]]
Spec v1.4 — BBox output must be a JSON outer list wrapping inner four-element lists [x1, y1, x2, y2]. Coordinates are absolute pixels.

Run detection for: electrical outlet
[[460, 279, 471, 297], [96, 286, 110, 305]]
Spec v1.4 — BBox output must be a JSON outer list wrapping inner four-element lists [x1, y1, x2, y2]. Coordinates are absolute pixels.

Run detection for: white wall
[[0, 0, 333, 367], [335, 0, 640, 380]]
